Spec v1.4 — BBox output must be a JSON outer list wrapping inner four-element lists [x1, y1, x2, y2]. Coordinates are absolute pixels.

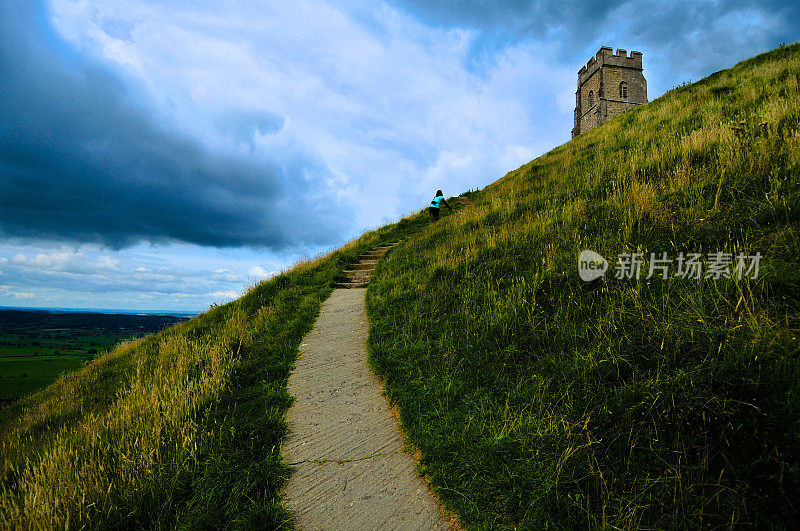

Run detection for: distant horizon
[[0, 305, 198, 318]]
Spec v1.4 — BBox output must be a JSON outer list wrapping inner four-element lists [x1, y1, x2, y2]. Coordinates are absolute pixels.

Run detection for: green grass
[[367, 43, 800, 528], [2, 42, 798, 530], [0, 312, 190, 400], [0, 217, 426, 528], [0, 357, 85, 401], [0, 323, 178, 400]]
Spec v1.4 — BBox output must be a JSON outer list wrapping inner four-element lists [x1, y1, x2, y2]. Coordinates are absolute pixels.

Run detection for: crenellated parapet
[[578, 47, 643, 87]]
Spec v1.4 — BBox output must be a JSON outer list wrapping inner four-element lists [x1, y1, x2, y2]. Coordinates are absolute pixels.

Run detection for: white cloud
[[0, 240, 294, 311], [13, 292, 35, 300], [213, 268, 240, 282], [11, 254, 31, 265], [131, 269, 181, 283], [556, 89, 576, 114], [10, 250, 93, 273], [97, 256, 119, 270], [247, 265, 274, 279], [47, 0, 574, 232], [210, 290, 238, 300]]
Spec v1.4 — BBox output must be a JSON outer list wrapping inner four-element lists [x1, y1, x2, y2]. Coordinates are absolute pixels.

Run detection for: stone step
[[335, 282, 368, 288], [344, 276, 372, 284], [335, 242, 401, 289], [365, 242, 400, 255], [350, 261, 378, 270], [344, 269, 373, 277], [345, 266, 374, 273]]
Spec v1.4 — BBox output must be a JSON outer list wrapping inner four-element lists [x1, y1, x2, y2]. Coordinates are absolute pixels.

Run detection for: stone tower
[[572, 47, 647, 138]]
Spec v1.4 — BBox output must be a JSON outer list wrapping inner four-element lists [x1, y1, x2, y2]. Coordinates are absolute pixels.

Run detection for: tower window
[[588, 90, 594, 107], [619, 81, 628, 99]]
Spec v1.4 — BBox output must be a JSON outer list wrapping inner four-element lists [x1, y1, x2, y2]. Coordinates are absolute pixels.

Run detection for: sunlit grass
[[2, 40, 797, 531], [367, 42, 800, 528], [0, 216, 425, 528]]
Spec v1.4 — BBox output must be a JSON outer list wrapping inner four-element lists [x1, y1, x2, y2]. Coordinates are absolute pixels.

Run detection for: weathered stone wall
[[582, 70, 600, 111], [605, 67, 624, 97], [572, 47, 647, 138], [578, 69, 601, 133]]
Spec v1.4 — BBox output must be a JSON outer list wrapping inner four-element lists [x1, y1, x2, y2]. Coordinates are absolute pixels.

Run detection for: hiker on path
[[429, 189, 453, 222]]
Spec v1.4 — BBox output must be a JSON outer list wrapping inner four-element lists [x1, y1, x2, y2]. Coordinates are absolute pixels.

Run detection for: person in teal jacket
[[428, 190, 452, 221]]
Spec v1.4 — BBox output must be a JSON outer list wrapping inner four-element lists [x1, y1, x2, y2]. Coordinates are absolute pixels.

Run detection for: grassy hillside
[[0, 217, 425, 528], [2, 42, 797, 529], [368, 43, 800, 528]]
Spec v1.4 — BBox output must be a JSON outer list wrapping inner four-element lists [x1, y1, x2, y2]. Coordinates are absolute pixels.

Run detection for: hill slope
[[2, 43, 798, 528], [367, 43, 800, 528], [0, 218, 424, 528]]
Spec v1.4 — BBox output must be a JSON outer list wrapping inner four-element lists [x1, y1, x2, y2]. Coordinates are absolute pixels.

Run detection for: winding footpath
[[282, 244, 447, 530]]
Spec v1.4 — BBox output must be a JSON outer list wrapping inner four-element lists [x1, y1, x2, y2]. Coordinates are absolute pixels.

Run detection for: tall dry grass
[[1, 215, 425, 528]]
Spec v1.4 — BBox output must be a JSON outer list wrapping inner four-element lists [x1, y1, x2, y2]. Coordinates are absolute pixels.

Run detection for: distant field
[[0, 310, 189, 401]]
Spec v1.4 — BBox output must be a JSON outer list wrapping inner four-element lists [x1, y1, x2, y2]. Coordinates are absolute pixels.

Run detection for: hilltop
[[2, 42, 799, 528], [368, 42, 800, 527]]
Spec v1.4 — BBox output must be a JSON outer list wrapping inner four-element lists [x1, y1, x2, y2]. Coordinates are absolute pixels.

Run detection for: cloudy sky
[[1, 0, 797, 312]]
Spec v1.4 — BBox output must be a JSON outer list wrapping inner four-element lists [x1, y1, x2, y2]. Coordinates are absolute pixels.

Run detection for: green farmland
[[0, 310, 188, 401]]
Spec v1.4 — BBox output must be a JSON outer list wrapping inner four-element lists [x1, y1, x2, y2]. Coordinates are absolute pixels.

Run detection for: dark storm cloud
[[622, 0, 800, 44], [621, 0, 800, 73], [389, 0, 800, 79], [0, 1, 352, 250], [390, 0, 800, 44], [387, 0, 614, 41]]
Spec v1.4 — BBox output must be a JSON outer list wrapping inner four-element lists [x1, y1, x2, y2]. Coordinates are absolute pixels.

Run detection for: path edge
[[362, 295, 464, 531]]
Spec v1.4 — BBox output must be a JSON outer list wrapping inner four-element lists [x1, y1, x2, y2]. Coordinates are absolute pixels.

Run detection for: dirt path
[[282, 284, 446, 529]]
